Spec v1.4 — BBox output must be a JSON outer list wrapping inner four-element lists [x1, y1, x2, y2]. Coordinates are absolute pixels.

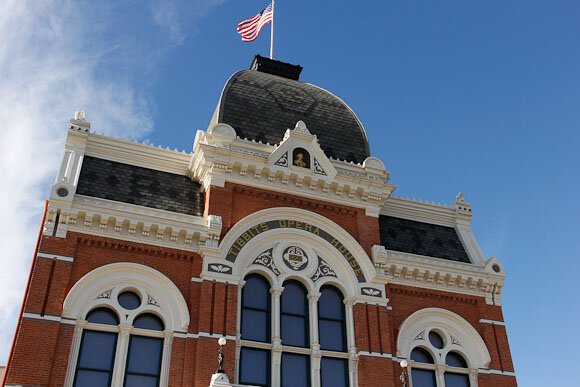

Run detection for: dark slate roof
[[76, 156, 204, 216], [215, 59, 371, 164], [379, 215, 471, 263]]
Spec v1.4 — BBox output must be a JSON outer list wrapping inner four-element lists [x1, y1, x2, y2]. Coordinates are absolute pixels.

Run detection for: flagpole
[[270, 0, 275, 59]]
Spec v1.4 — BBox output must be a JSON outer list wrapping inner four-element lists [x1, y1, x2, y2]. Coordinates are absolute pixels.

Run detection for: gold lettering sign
[[225, 219, 365, 282]]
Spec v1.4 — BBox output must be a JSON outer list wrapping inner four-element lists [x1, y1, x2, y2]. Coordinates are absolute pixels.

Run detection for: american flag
[[236, 3, 273, 42]]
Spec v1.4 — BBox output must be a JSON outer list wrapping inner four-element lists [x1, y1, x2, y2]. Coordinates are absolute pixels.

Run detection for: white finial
[[294, 120, 310, 134], [74, 109, 86, 121], [455, 192, 465, 203]]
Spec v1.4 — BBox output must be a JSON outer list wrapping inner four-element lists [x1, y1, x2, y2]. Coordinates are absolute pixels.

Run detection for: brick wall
[[4, 182, 516, 386]]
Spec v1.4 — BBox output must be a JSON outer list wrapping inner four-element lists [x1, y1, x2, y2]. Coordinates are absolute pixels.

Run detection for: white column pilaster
[[111, 324, 131, 386], [271, 286, 284, 386], [64, 321, 86, 387], [308, 292, 321, 387], [159, 331, 174, 387]]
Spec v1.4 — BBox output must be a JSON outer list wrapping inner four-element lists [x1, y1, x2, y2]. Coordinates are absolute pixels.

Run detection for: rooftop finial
[[70, 108, 90, 132], [74, 109, 86, 121], [455, 192, 465, 203]]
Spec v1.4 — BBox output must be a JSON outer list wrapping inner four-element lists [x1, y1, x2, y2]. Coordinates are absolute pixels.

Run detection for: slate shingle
[[218, 69, 370, 164], [379, 215, 471, 263], [76, 156, 204, 216]]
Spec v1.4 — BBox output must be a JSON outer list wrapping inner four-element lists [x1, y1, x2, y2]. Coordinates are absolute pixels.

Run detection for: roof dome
[[211, 56, 370, 164]]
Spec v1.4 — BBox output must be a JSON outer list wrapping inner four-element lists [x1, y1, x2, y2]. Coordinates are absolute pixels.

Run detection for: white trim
[[63, 262, 190, 331], [479, 318, 505, 326], [357, 351, 393, 359], [397, 308, 491, 369], [37, 252, 74, 262], [479, 369, 516, 377], [22, 312, 63, 322]]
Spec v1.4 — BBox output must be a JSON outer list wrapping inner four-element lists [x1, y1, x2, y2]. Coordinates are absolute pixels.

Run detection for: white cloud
[[0, 0, 156, 364], [150, 0, 228, 44]]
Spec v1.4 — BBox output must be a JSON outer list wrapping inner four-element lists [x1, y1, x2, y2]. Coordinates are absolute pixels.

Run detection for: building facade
[[3, 56, 516, 387]]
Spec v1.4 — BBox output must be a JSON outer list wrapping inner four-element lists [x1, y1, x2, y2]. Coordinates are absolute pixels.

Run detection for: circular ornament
[[282, 246, 308, 271]]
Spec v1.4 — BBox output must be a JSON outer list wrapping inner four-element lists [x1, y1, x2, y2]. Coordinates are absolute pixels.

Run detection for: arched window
[[73, 308, 119, 386], [238, 276, 351, 387], [318, 286, 348, 387], [63, 263, 189, 387], [240, 274, 271, 386], [280, 280, 310, 387], [124, 313, 165, 387], [397, 308, 491, 387], [444, 352, 470, 387], [71, 291, 169, 387], [318, 286, 346, 352], [281, 281, 308, 348], [407, 333, 471, 387], [410, 347, 437, 387]]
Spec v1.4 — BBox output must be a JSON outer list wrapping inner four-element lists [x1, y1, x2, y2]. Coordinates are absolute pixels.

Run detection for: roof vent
[[250, 54, 303, 80]]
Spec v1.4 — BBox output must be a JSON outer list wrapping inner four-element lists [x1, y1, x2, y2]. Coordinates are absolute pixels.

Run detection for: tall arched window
[[280, 280, 310, 387], [73, 308, 119, 386], [238, 276, 350, 387], [124, 313, 165, 387], [281, 281, 308, 348], [240, 274, 272, 386], [318, 286, 346, 352]]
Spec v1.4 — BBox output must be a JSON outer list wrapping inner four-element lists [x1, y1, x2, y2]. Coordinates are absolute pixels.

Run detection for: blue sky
[[1, 1, 579, 385]]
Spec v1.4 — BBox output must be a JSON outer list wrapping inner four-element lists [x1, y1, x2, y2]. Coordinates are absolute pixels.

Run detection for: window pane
[[78, 331, 117, 370], [445, 372, 470, 387], [411, 368, 436, 387], [281, 353, 310, 387], [86, 308, 119, 325], [410, 347, 434, 363], [126, 336, 163, 376], [240, 348, 270, 386], [243, 276, 270, 310], [319, 287, 343, 320], [428, 331, 444, 349], [125, 374, 159, 387], [133, 313, 164, 331], [281, 282, 307, 315], [321, 357, 348, 387], [241, 309, 270, 342], [74, 370, 111, 387], [281, 314, 308, 347], [446, 352, 468, 368], [319, 320, 345, 352], [118, 291, 141, 310]]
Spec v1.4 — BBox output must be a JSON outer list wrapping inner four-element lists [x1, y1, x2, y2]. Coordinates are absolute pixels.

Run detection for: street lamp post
[[216, 337, 227, 374], [400, 360, 408, 387]]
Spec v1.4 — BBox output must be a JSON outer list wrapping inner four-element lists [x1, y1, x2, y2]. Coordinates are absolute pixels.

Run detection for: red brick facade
[[4, 181, 516, 387]]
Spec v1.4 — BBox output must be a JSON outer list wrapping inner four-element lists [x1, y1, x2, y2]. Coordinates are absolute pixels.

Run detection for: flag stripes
[[237, 3, 273, 42]]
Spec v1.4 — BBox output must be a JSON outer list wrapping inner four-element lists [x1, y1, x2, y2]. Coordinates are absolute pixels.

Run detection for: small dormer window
[[292, 148, 310, 169]]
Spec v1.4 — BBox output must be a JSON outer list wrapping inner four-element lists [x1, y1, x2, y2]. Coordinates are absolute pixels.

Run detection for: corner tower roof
[[212, 55, 371, 164]]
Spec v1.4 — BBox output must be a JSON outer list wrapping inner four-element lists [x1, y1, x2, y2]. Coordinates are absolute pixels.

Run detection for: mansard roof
[[379, 215, 471, 263], [213, 55, 371, 164], [76, 156, 204, 216]]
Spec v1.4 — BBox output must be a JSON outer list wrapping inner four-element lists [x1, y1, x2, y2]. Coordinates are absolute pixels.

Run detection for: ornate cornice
[[372, 245, 504, 305], [44, 195, 222, 252], [190, 123, 397, 217]]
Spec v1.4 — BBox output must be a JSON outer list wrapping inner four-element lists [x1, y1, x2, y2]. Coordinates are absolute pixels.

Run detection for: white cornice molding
[[190, 124, 396, 216], [83, 132, 191, 175], [44, 195, 222, 252], [381, 196, 457, 227], [372, 246, 504, 304]]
